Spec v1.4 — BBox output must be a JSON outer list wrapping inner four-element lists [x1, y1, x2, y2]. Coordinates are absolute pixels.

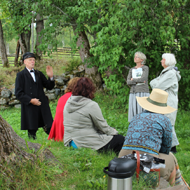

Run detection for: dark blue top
[[122, 111, 172, 155]]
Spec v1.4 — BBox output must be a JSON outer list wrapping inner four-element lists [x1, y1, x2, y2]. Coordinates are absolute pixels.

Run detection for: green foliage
[[88, 0, 190, 110], [64, 57, 83, 72]]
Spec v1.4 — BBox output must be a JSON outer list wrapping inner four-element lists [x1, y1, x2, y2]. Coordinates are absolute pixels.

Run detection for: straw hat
[[136, 89, 176, 114]]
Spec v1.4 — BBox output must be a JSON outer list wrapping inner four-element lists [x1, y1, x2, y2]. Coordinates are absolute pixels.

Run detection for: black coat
[[15, 68, 55, 130]]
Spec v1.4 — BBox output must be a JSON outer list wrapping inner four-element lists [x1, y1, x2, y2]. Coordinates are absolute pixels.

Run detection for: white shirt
[[26, 67, 54, 82], [26, 67, 36, 82]]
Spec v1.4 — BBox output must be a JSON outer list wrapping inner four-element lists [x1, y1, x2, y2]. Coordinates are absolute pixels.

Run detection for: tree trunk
[[14, 40, 20, 66], [0, 115, 33, 162], [0, 20, 9, 68], [19, 33, 27, 64], [72, 26, 102, 89], [24, 26, 31, 52], [0, 115, 58, 188], [35, 13, 44, 60], [0, 115, 57, 163]]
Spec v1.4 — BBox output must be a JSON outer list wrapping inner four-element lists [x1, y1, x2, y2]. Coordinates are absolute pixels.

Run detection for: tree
[[0, 19, 9, 67], [34, 0, 104, 88], [0, 115, 57, 188], [5, 0, 33, 65], [35, 13, 44, 60], [90, 0, 190, 109]]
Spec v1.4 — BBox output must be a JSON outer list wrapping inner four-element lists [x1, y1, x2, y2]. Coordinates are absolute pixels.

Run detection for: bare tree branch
[[51, 4, 70, 17]]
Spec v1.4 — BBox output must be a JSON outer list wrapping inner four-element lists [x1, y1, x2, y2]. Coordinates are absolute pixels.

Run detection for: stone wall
[[0, 66, 85, 109]]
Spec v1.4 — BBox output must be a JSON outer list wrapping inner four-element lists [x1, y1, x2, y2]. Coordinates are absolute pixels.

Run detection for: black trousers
[[98, 135, 125, 154]]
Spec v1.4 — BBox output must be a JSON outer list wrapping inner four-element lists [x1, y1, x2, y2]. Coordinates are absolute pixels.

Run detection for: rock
[[46, 93, 56, 100], [67, 74, 74, 80], [14, 104, 21, 109], [9, 99, 20, 106], [63, 76, 70, 82], [72, 69, 85, 77], [10, 95, 16, 100], [78, 65, 85, 72], [1, 89, 12, 98], [54, 77, 65, 86], [73, 70, 80, 74], [0, 98, 7, 105], [11, 88, 15, 96], [64, 71, 70, 75], [61, 85, 67, 92], [47, 89, 55, 93], [55, 88, 61, 96]]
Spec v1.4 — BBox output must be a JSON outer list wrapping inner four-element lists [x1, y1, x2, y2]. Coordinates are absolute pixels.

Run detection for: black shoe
[[28, 133, 37, 140], [171, 146, 177, 154], [43, 125, 51, 135], [28, 130, 37, 140]]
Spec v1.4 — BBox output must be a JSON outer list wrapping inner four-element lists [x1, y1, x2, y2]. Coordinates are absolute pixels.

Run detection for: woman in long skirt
[[127, 52, 149, 122]]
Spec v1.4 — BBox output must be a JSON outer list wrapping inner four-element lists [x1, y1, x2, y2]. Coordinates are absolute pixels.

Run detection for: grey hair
[[162, 53, 176, 66], [135, 51, 147, 64]]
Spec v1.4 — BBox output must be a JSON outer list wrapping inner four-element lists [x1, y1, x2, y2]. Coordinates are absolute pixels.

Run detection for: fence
[[0, 47, 80, 65]]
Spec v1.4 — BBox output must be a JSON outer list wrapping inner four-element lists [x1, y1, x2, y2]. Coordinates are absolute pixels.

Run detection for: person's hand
[[30, 98, 41, 106], [46, 66, 53, 78], [131, 78, 133, 81]]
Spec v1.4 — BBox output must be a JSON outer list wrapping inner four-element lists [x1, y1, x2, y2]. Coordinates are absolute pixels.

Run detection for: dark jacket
[[15, 68, 55, 130]]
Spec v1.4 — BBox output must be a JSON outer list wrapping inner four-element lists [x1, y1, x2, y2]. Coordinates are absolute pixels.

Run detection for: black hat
[[23, 52, 36, 61]]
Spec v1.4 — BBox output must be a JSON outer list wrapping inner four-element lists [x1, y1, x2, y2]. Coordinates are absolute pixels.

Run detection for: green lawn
[[0, 92, 190, 189]]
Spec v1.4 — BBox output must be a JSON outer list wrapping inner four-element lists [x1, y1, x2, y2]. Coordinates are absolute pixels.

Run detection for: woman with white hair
[[150, 53, 181, 153], [127, 51, 150, 122]]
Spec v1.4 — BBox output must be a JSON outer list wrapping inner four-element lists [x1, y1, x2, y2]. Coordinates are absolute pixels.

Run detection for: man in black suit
[[15, 52, 55, 139]]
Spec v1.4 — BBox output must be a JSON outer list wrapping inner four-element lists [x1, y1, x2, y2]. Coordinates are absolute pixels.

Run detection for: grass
[[0, 92, 190, 190]]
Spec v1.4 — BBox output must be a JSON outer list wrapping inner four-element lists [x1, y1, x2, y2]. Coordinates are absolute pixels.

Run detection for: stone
[[0, 98, 7, 105], [67, 74, 74, 80], [55, 88, 61, 96], [63, 75, 70, 81], [10, 95, 16, 100], [9, 99, 20, 105], [46, 93, 56, 100], [14, 104, 21, 109], [54, 77, 65, 86], [1, 89, 12, 98], [61, 85, 67, 92], [64, 71, 70, 75], [72, 69, 85, 77], [78, 65, 85, 72], [47, 89, 55, 93]]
